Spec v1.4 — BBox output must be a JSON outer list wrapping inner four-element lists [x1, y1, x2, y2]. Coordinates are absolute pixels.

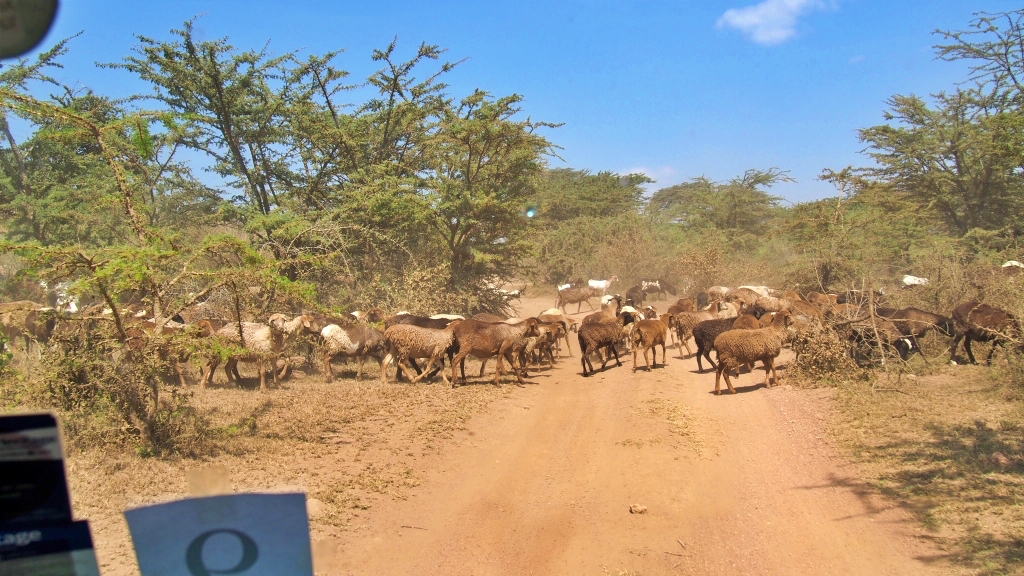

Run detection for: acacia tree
[[859, 9, 1024, 243], [423, 91, 555, 286], [648, 168, 790, 233]]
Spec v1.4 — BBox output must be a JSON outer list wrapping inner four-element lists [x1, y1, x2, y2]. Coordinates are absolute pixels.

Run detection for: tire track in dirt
[[334, 297, 950, 575]]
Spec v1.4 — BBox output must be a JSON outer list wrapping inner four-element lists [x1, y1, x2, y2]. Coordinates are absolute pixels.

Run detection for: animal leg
[[723, 370, 737, 394], [410, 355, 438, 383], [987, 341, 1002, 365], [202, 358, 219, 387], [610, 344, 622, 367], [323, 352, 336, 383], [258, 358, 267, 392], [478, 357, 489, 377], [965, 336, 978, 364], [948, 333, 965, 363], [451, 352, 469, 386], [356, 355, 364, 381], [660, 342, 667, 366], [644, 347, 652, 371], [715, 365, 723, 395]]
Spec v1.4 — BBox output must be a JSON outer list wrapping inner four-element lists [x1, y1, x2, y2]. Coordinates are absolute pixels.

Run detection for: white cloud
[[848, 54, 865, 64], [717, 0, 831, 45]]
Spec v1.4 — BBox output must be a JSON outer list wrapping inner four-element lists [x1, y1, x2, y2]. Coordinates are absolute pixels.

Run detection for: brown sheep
[[556, 286, 599, 314], [712, 311, 795, 395], [582, 295, 623, 325], [451, 318, 541, 386], [0, 300, 54, 356], [382, 322, 460, 385], [673, 301, 738, 356], [949, 302, 1022, 365], [667, 298, 695, 315], [882, 308, 954, 359], [538, 309, 577, 356], [726, 288, 761, 308], [631, 318, 668, 372], [781, 290, 804, 302], [578, 312, 637, 376], [471, 312, 506, 322]]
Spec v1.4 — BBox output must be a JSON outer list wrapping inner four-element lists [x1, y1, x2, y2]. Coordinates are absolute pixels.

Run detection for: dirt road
[[334, 297, 947, 575]]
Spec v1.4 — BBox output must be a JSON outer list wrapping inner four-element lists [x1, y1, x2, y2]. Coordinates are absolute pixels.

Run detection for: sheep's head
[[268, 313, 289, 332], [300, 314, 320, 334]]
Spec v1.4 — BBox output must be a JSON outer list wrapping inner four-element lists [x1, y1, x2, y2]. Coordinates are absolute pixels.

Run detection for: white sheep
[[202, 313, 319, 391]]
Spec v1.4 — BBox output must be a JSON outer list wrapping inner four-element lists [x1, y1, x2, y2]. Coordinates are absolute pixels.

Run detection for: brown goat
[[949, 302, 1021, 365]]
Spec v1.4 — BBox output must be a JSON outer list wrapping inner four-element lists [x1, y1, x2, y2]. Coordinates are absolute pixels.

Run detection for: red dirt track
[[333, 296, 947, 575]]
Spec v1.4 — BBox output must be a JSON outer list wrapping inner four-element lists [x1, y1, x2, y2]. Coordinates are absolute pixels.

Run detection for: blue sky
[[16, 0, 1024, 202]]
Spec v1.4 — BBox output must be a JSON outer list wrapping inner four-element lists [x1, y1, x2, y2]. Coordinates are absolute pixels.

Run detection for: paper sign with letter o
[[124, 493, 312, 576]]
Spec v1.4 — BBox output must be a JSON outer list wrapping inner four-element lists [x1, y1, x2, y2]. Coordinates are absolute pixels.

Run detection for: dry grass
[[830, 363, 1024, 575], [641, 398, 716, 457], [63, 358, 512, 576]]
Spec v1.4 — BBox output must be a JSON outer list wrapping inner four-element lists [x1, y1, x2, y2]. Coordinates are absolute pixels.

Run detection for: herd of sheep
[[0, 270, 1021, 395]]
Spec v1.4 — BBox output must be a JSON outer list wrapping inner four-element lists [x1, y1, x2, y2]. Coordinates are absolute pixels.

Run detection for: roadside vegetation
[[2, 8, 1024, 575]]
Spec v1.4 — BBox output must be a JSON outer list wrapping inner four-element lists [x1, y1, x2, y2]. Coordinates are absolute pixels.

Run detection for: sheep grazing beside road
[[382, 322, 460, 385], [712, 310, 796, 395], [630, 317, 668, 372], [882, 307, 954, 358], [588, 276, 619, 296], [556, 286, 599, 314], [845, 318, 914, 363], [322, 324, 386, 382], [578, 311, 637, 376], [949, 302, 1022, 365], [202, 313, 320, 391], [451, 318, 541, 386]]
